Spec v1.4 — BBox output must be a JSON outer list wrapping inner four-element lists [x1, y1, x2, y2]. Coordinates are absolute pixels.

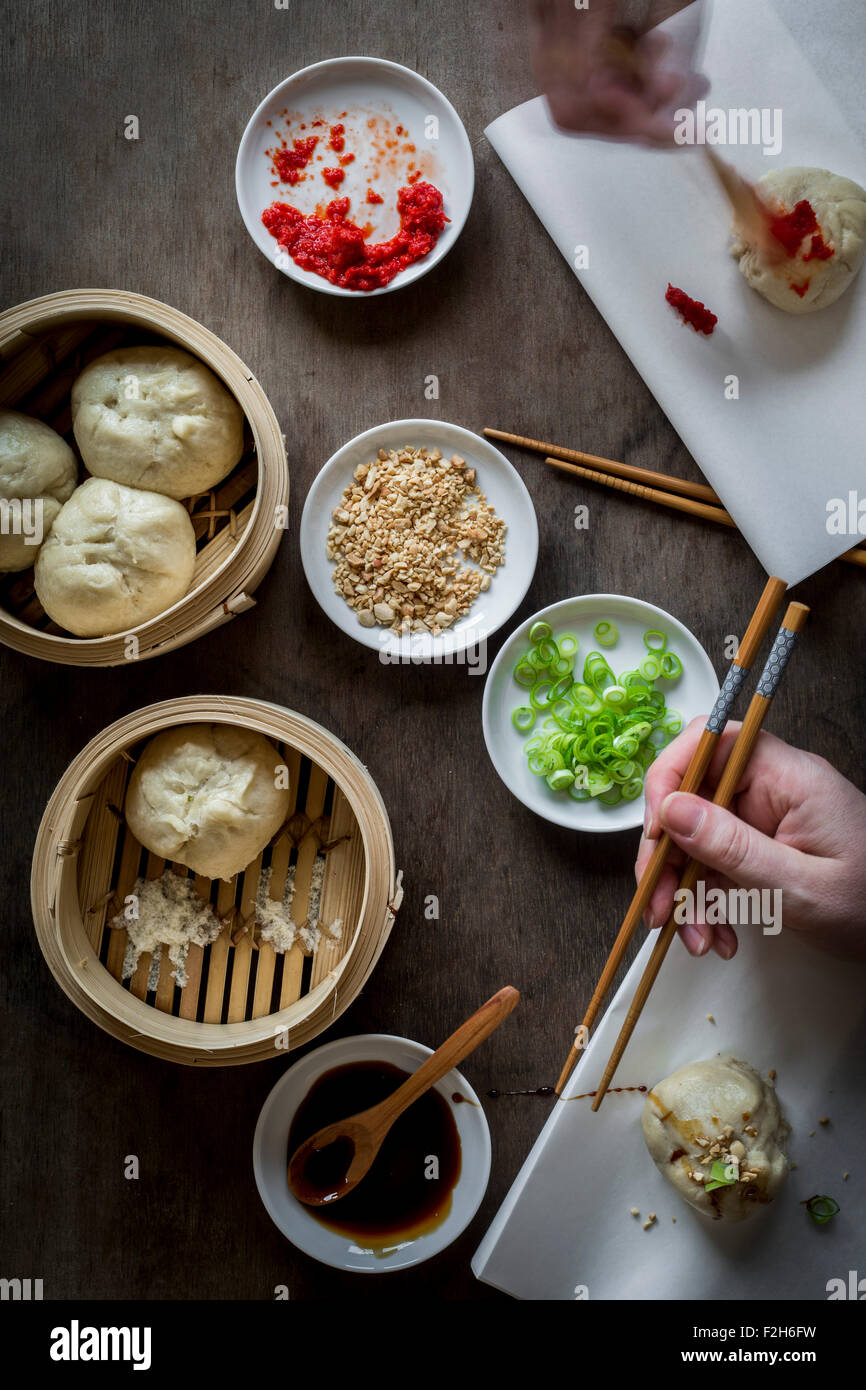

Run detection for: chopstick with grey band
[[591, 600, 810, 1109]]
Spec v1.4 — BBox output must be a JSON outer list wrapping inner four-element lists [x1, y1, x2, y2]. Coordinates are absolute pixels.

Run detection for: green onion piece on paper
[[802, 1195, 840, 1225]]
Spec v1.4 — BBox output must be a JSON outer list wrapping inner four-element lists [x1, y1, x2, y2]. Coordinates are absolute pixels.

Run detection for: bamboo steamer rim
[[0, 289, 288, 666], [31, 697, 399, 1065]]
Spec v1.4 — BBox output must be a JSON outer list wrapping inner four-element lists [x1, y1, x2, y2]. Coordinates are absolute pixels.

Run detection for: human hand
[[531, 0, 708, 147], [636, 717, 866, 961]]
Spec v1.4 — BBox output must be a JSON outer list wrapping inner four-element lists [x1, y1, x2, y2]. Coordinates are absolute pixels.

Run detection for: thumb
[[659, 792, 801, 892]]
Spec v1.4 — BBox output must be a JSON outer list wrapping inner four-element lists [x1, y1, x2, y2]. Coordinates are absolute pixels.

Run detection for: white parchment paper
[[472, 923, 866, 1300], [485, 0, 866, 586]]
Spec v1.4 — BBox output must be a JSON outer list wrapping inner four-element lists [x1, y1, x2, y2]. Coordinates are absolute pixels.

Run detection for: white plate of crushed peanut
[[301, 419, 538, 661]]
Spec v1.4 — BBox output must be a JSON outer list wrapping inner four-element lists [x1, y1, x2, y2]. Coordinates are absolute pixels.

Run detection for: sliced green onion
[[514, 657, 537, 686], [598, 785, 622, 806], [530, 680, 555, 710], [602, 684, 628, 709], [802, 1194, 840, 1225], [705, 1159, 739, 1193], [546, 769, 574, 791], [584, 652, 616, 694], [511, 623, 684, 813]]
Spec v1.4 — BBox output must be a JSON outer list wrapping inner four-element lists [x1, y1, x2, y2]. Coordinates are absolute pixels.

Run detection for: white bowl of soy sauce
[[253, 1033, 492, 1272]]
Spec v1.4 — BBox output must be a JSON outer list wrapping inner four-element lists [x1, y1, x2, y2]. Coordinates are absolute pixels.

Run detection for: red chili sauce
[[262, 181, 447, 291], [272, 136, 318, 185], [767, 200, 834, 300], [322, 166, 345, 189], [328, 123, 345, 153], [665, 283, 718, 335], [768, 198, 834, 261]]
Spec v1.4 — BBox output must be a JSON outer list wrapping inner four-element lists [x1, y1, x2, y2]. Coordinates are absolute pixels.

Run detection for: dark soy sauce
[[487, 1085, 557, 1099], [288, 1060, 462, 1244], [485, 1084, 648, 1101]]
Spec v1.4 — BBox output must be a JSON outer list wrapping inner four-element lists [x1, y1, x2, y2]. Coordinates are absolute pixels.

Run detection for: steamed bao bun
[[34, 477, 196, 637], [642, 1055, 789, 1223], [125, 724, 291, 881], [71, 345, 244, 499], [731, 166, 866, 313], [0, 411, 78, 571]]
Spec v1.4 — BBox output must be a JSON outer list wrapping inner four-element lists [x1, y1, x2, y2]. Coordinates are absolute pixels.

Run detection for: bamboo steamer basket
[[31, 698, 402, 1065], [0, 289, 288, 665]]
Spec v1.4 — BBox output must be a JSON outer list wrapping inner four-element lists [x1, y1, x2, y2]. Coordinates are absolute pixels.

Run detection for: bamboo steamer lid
[[0, 289, 288, 665], [31, 698, 402, 1066]]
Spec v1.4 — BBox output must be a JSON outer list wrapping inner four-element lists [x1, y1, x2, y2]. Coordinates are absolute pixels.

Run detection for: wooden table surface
[[1, 0, 862, 1301]]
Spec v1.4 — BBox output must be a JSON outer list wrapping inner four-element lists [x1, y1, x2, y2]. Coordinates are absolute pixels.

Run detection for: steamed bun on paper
[[34, 477, 196, 636], [641, 1055, 789, 1222], [71, 345, 244, 499], [731, 166, 866, 313], [0, 410, 77, 572], [125, 723, 291, 881]]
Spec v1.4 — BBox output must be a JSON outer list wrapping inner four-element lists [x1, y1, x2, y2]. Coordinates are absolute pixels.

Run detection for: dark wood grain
[[1, 0, 863, 1301]]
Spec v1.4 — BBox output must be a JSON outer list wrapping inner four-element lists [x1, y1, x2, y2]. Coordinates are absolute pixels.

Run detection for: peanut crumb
[[630, 1207, 640, 1217], [705, 1013, 715, 1023], [819, 1116, 830, 1126]]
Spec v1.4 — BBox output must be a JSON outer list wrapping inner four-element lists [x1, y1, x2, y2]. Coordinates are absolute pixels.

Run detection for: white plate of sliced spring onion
[[482, 595, 720, 832]]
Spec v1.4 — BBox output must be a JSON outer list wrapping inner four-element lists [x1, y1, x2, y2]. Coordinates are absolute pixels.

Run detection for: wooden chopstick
[[483, 428, 720, 505], [555, 573, 788, 1094], [544, 455, 866, 570], [702, 149, 782, 263], [546, 455, 734, 526], [591, 600, 810, 1109]]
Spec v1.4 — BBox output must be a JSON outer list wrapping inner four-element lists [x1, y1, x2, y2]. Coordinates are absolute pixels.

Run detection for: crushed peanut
[[326, 445, 507, 636]]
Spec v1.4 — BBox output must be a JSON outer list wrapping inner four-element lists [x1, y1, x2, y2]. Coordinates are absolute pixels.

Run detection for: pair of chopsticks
[[483, 430, 866, 569], [589, 596, 809, 1107], [552, 572, 789, 1096]]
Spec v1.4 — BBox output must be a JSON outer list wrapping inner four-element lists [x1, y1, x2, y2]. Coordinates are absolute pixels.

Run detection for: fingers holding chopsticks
[[634, 721, 866, 962]]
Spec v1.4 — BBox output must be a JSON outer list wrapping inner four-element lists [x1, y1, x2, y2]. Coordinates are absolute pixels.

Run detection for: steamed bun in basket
[[125, 723, 291, 881]]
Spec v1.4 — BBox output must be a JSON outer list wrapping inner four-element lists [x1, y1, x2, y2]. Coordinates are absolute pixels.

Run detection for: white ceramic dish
[[301, 419, 539, 662], [253, 1033, 491, 1273], [482, 594, 720, 833], [236, 56, 474, 296]]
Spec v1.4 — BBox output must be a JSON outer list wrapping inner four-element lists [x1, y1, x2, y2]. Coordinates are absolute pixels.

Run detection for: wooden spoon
[[287, 986, 520, 1206]]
